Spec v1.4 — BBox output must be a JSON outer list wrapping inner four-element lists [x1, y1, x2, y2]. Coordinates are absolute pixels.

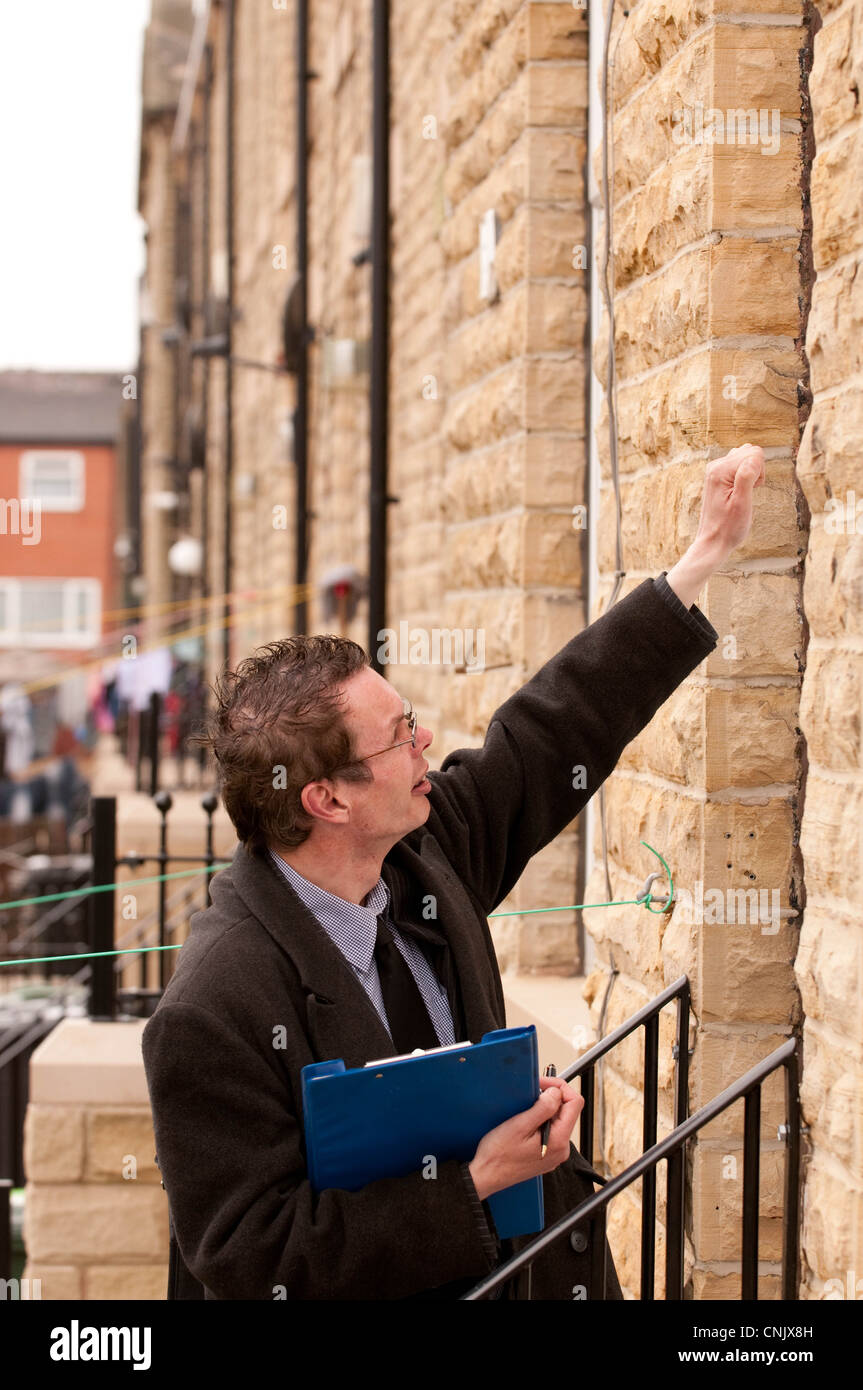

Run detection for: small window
[[19, 451, 85, 511], [20, 583, 65, 635], [0, 578, 100, 648]]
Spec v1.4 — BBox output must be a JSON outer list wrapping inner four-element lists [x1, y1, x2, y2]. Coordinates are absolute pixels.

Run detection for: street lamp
[[167, 536, 203, 576]]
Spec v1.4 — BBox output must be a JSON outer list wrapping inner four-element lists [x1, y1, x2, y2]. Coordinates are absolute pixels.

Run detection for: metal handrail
[[8, 885, 87, 949], [462, 1036, 800, 1300], [113, 877, 200, 951], [0, 1012, 61, 1073], [55, 879, 201, 996], [0, 1005, 67, 1275], [85, 793, 221, 1013], [111, 887, 200, 991], [565, 975, 690, 1295], [563, 976, 690, 1078]]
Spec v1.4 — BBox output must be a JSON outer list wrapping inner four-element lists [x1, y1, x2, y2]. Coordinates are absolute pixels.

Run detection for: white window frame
[[0, 578, 101, 648], [19, 450, 86, 512]]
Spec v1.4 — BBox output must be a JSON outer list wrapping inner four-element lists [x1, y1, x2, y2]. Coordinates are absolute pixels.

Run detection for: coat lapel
[[228, 843, 396, 1069], [383, 846, 504, 1042]]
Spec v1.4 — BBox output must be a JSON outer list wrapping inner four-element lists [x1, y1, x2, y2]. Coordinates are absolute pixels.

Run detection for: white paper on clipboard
[[363, 1040, 472, 1067]]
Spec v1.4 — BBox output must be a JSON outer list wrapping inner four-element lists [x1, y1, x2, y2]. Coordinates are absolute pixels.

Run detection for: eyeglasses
[[355, 698, 418, 763], [330, 698, 418, 775]]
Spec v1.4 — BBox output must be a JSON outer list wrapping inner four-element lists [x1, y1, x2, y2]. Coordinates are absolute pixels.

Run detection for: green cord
[[0, 944, 183, 968], [489, 839, 674, 916], [0, 862, 233, 912], [0, 840, 674, 969]]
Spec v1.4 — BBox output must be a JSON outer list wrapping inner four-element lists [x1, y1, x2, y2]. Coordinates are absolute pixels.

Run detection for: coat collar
[[266, 846, 392, 974], [224, 839, 498, 1067], [225, 841, 393, 1066]]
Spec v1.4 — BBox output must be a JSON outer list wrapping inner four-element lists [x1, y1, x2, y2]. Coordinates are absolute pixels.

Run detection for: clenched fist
[[694, 443, 766, 563]]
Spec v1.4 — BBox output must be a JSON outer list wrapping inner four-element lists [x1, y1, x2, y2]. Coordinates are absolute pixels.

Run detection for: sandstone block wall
[[22, 1020, 167, 1300], [582, 0, 811, 1296], [139, 116, 180, 622], [794, 0, 863, 1300], [400, 0, 592, 969], [213, 0, 594, 966]]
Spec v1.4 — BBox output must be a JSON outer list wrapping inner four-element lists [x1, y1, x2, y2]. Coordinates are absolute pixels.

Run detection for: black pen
[[540, 1063, 556, 1157]]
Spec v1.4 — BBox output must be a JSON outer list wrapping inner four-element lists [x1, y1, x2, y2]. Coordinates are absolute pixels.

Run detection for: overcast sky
[[0, 0, 152, 372]]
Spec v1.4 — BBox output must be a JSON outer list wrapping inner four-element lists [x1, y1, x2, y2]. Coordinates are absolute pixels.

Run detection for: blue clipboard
[[300, 1025, 543, 1240]]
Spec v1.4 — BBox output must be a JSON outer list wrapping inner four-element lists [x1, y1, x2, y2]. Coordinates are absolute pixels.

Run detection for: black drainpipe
[[574, 143, 593, 976], [223, 0, 235, 672], [132, 320, 144, 608], [294, 0, 309, 635], [368, 0, 390, 675], [201, 40, 212, 616]]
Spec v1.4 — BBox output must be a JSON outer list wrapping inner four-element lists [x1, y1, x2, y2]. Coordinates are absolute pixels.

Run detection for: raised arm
[[420, 443, 766, 914], [422, 574, 718, 915]]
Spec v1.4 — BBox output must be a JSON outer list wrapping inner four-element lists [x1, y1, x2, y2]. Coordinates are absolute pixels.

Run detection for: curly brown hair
[[192, 635, 373, 852]]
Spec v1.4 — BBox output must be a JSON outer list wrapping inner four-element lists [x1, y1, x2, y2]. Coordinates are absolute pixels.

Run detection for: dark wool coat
[[142, 575, 718, 1300]]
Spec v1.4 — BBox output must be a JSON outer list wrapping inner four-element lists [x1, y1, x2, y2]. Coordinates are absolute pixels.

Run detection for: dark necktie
[[373, 913, 440, 1053]]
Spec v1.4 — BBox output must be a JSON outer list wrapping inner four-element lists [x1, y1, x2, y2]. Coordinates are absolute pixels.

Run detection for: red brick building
[[0, 370, 128, 743]]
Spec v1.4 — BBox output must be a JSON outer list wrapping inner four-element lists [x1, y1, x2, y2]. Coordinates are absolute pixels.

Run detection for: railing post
[[149, 691, 161, 797], [154, 792, 172, 989], [138, 849, 148, 989], [674, 982, 690, 1128], [579, 1064, 595, 1170], [781, 1044, 801, 1299], [14, 1046, 27, 1186], [0, 1059, 9, 1184], [589, 1203, 608, 1301], [641, 1012, 659, 1299], [666, 984, 690, 1299], [665, 1147, 685, 1299], [135, 707, 144, 793], [742, 1085, 761, 1299], [202, 793, 219, 908], [0, 1179, 11, 1283], [89, 796, 117, 1021]]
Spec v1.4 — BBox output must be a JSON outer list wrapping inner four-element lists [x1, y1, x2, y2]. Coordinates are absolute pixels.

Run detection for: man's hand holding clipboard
[[467, 1073, 584, 1202]]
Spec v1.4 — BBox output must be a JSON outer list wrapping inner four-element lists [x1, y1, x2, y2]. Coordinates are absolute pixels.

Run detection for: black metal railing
[[0, 1005, 63, 1282], [566, 975, 691, 1299], [0, 1010, 61, 1186], [0, 793, 223, 1016], [0, 788, 225, 1279], [88, 792, 222, 1019], [7, 892, 89, 972], [4, 862, 91, 986], [462, 991, 801, 1300], [0, 1179, 11, 1284]]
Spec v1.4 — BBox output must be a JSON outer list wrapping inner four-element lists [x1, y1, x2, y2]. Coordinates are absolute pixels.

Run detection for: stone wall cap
[[29, 1017, 151, 1106]]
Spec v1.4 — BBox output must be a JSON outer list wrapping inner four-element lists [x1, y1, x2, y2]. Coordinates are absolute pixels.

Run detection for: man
[[142, 445, 765, 1300]]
